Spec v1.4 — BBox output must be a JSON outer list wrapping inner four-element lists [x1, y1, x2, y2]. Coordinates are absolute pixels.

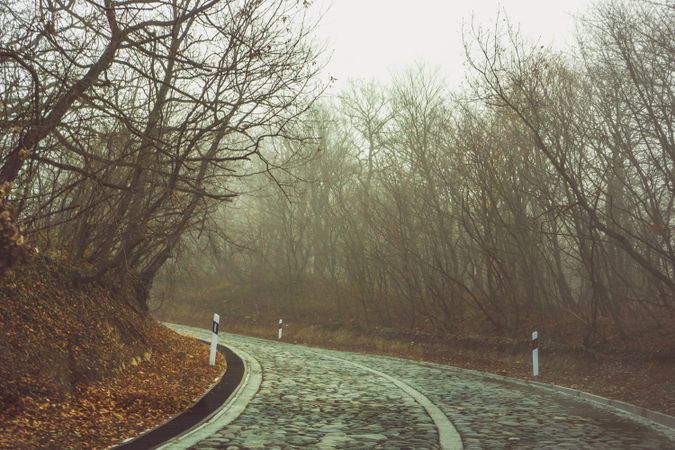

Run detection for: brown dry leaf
[[0, 325, 225, 450]]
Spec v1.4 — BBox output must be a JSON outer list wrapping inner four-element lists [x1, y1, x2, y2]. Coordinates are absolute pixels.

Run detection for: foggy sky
[[312, 0, 595, 93]]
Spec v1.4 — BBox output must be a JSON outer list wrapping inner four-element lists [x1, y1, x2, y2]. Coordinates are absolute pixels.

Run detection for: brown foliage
[[0, 325, 225, 450], [0, 257, 225, 449]]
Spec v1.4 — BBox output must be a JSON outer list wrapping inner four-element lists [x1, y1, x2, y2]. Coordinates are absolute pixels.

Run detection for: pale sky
[[310, 0, 595, 94]]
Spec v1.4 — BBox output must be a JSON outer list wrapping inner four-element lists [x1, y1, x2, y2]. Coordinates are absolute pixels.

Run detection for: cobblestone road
[[168, 325, 675, 449]]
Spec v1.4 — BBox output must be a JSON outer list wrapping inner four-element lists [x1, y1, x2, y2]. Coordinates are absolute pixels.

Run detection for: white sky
[[310, 0, 595, 94]]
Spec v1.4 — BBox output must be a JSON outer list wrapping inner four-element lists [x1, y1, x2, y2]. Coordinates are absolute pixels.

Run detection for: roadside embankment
[[0, 257, 225, 449]]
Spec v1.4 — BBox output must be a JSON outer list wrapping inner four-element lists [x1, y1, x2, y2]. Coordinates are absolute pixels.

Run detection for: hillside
[[0, 257, 225, 449]]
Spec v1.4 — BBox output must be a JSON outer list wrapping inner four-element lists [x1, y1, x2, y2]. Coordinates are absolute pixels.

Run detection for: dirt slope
[[0, 256, 153, 408], [0, 256, 226, 449]]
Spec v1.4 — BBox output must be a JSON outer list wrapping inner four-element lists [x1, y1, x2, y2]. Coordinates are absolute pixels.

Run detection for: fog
[[313, 0, 593, 92], [1, 0, 673, 347], [155, 1, 674, 346]]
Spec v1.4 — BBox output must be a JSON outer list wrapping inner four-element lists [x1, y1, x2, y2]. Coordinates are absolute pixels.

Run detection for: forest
[[2, 0, 674, 347]]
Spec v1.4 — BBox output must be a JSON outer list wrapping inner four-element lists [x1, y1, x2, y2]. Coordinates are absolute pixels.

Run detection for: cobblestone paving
[[319, 349, 675, 450], [171, 326, 675, 449], [173, 327, 439, 450]]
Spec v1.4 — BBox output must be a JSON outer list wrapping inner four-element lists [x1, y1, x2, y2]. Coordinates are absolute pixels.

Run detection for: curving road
[[164, 324, 675, 450]]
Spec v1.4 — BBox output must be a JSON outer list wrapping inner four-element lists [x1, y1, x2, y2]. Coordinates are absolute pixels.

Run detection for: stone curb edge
[[527, 379, 675, 430], [354, 352, 675, 434], [157, 326, 263, 449], [112, 342, 240, 450]]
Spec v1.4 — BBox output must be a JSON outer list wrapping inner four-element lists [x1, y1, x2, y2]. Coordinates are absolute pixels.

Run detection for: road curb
[[454, 365, 675, 432], [526, 379, 675, 430], [112, 343, 244, 450], [157, 327, 263, 449], [366, 353, 675, 435]]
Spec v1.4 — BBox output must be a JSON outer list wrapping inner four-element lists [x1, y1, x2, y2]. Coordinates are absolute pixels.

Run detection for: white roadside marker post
[[209, 313, 220, 366], [278, 319, 283, 340], [532, 330, 539, 377]]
